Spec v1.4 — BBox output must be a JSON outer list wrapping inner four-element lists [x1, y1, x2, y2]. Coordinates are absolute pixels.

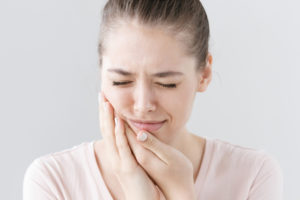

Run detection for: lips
[[129, 119, 166, 132]]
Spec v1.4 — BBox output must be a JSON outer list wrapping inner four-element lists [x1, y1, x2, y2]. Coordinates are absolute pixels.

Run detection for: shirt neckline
[[89, 136, 212, 200], [89, 140, 114, 200], [194, 136, 212, 199]]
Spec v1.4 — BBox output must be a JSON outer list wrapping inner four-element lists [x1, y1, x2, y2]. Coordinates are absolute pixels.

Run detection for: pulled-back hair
[[98, 0, 210, 71]]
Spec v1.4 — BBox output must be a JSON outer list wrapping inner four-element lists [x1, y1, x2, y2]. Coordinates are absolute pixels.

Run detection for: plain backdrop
[[0, 0, 299, 199]]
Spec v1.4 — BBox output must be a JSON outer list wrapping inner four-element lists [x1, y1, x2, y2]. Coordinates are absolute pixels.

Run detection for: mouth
[[128, 119, 167, 132]]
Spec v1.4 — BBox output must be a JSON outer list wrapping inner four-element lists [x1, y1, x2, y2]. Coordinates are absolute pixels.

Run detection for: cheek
[[102, 86, 130, 115], [161, 85, 195, 127], [102, 77, 124, 102]]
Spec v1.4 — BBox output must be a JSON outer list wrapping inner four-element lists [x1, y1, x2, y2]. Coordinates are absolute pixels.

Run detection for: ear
[[196, 53, 213, 92]]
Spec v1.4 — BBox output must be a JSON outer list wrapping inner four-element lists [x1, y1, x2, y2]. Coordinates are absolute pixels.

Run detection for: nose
[[133, 81, 156, 114]]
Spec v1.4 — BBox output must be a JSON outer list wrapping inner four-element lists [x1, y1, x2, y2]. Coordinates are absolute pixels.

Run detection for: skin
[[98, 93, 163, 200], [95, 19, 213, 200]]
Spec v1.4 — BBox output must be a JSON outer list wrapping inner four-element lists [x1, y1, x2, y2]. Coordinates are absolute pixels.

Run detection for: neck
[[162, 127, 205, 182]]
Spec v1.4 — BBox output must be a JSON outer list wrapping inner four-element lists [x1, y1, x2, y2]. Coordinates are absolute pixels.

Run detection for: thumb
[[136, 130, 170, 163]]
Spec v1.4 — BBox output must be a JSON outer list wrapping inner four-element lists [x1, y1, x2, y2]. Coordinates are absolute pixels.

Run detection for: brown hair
[[98, 0, 210, 71]]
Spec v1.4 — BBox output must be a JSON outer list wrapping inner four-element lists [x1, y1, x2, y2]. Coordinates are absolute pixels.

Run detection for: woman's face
[[100, 20, 211, 144]]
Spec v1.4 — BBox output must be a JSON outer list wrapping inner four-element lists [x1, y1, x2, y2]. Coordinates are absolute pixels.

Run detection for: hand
[[125, 128, 196, 200], [98, 91, 165, 200]]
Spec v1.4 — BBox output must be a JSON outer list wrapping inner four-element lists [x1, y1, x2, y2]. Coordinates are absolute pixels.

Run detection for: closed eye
[[112, 81, 177, 88]]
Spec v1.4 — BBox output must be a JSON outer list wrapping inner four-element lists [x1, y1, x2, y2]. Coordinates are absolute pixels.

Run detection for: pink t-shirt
[[23, 137, 283, 200]]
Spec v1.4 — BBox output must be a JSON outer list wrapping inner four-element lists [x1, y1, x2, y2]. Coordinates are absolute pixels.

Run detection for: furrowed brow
[[107, 68, 184, 77]]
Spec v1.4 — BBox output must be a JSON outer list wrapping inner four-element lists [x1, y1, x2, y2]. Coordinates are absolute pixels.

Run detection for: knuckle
[[147, 137, 155, 146], [99, 122, 105, 133], [147, 137, 158, 150], [116, 164, 136, 177], [117, 140, 127, 150], [136, 151, 148, 165], [100, 122, 106, 133], [137, 156, 148, 165]]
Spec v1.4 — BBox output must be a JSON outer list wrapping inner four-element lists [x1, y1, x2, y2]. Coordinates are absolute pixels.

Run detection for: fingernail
[[114, 117, 118, 126], [137, 132, 147, 142]]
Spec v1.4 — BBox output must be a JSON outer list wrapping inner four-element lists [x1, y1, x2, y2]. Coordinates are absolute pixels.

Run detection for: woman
[[23, 0, 283, 199]]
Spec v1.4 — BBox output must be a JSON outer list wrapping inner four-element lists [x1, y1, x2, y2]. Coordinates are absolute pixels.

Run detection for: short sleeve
[[23, 158, 57, 200], [247, 154, 284, 200]]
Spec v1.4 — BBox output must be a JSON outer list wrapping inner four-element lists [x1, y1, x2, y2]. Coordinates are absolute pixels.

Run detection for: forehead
[[102, 20, 196, 73]]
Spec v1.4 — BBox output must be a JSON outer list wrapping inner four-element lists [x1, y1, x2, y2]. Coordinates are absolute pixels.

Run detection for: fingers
[[136, 131, 170, 164], [98, 91, 138, 170], [156, 185, 167, 200], [98, 91, 119, 162], [125, 124, 166, 168], [124, 123, 138, 151], [114, 116, 136, 167]]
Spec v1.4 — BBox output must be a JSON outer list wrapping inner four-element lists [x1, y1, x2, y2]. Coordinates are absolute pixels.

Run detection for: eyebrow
[[107, 68, 184, 78]]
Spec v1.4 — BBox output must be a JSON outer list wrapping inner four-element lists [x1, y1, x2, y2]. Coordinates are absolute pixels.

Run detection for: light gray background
[[0, 0, 299, 199]]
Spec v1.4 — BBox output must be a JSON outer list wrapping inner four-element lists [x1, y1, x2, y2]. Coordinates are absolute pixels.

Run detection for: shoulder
[[208, 138, 281, 169], [23, 141, 95, 199], [24, 141, 93, 178], [205, 138, 283, 199], [26, 141, 92, 171]]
